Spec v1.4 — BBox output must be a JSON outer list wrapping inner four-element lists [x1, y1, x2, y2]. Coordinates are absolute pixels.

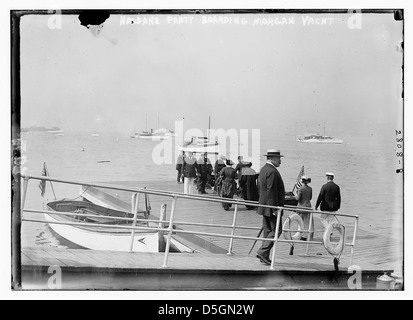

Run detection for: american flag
[[292, 166, 305, 196], [39, 162, 47, 197]]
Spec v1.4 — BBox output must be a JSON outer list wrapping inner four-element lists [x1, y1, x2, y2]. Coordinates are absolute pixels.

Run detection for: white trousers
[[183, 177, 195, 194]]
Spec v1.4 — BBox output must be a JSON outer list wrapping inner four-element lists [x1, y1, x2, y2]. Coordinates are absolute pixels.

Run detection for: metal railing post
[[270, 209, 282, 270], [129, 193, 139, 252], [350, 216, 359, 266], [227, 203, 239, 255], [162, 196, 178, 268], [305, 212, 314, 255]]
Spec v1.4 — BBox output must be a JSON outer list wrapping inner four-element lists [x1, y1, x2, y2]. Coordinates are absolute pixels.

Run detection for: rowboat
[[44, 187, 192, 253], [45, 199, 163, 253]]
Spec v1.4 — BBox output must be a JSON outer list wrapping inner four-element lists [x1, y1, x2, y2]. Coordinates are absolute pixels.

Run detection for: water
[[18, 130, 403, 248]]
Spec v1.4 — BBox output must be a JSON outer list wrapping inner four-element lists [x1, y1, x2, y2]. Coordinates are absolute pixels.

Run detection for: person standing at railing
[[213, 154, 227, 194], [256, 149, 285, 266], [181, 151, 199, 194], [175, 151, 185, 184], [197, 152, 213, 195], [295, 175, 313, 241], [239, 161, 259, 210], [220, 159, 236, 211], [315, 172, 341, 228]]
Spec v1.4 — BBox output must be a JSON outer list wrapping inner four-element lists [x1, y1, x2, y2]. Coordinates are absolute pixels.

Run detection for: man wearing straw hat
[[256, 149, 285, 266]]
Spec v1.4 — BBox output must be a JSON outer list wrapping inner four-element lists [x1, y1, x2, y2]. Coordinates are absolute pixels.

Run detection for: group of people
[[175, 152, 259, 204], [255, 149, 342, 266], [175, 149, 342, 266], [176, 151, 213, 195]]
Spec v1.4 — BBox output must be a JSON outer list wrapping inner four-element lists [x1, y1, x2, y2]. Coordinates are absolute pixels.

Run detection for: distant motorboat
[[296, 134, 343, 144], [296, 123, 343, 144]]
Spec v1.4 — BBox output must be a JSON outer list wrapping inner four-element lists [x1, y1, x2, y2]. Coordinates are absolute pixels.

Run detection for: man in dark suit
[[256, 149, 285, 266], [315, 172, 341, 212], [315, 172, 341, 228]]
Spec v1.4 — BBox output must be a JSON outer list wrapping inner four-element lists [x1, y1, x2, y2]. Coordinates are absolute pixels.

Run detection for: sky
[[19, 11, 403, 139]]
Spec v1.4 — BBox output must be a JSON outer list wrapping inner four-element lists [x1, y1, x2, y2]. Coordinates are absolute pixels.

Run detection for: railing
[[19, 174, 359, 270]]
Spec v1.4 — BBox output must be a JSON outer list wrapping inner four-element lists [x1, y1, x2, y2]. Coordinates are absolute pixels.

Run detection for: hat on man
[[263, 149, 284, 157], [226, 159, 234, 166], [326, 172, 335, 177], [301, 175, 311, 183]]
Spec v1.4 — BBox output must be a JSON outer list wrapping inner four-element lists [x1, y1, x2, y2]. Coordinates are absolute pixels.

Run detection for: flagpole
[[44, 162, 57, 200], [291, 165, 305, 195]]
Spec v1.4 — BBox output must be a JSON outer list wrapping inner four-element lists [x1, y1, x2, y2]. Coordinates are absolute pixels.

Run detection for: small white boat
[[45, 199, 161, 253], [296, 134, 343, 144], [91, 133, 100, 137], [296, 123, 343, 144], [179, 136, 220, 154]]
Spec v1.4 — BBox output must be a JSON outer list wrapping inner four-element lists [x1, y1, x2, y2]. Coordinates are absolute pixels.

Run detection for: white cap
[[326, 172, 335, 177]]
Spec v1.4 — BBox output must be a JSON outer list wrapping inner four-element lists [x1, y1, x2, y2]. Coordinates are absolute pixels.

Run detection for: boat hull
[[296, 139, 343, 144], [44, 212, 160, 253]]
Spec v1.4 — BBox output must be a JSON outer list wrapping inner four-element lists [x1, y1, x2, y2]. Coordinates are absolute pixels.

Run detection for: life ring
[[283, 213, 305, 241], [323, 223, 346, 256]]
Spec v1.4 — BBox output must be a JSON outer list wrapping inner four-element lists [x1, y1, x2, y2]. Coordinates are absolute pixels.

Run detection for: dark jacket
[[220, 166, 236, 198], [197, 157, 213, 177], [214, 159, 226, 177], [257, 163, 285, 217], [176, 154, 184, 171], [240, 167, 259, 205], [181, 156, 198, 178], [315, 181, 341, 211]]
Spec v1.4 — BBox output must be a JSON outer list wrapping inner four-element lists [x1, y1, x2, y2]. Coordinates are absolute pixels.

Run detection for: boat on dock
[[44, 199, 162, 253], [43, 186, 191, 253]]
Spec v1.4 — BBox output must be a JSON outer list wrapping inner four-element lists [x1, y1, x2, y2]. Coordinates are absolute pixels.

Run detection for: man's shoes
[[256, 254, 271, 266]]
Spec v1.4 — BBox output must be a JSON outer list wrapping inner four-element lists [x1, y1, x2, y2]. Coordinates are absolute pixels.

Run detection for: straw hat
[[263, 149, 284, 157]]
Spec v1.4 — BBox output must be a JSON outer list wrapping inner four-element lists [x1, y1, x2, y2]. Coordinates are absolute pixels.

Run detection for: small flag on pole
[[39, 162, 47, 197], [292, 166, 305, 196]]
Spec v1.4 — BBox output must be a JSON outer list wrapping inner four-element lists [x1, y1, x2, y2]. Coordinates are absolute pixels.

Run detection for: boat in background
[[296, 123, 343, 144], [179, 136, 220, 155], [22, 125, 63, 134], [131, 113, 175, 140], [296, 134, 343, 144]]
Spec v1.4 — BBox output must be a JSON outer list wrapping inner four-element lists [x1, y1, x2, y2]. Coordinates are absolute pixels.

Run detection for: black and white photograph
[[5, 1, 411, 300]]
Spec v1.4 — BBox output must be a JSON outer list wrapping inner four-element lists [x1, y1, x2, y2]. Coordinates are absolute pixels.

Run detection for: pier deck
[[20, 180, 403, 290]]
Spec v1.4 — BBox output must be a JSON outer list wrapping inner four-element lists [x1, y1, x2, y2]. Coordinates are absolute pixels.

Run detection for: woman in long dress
[[239, 161, 259, 210], [220, 159, 236, 211], [295, 176, 313, 240]]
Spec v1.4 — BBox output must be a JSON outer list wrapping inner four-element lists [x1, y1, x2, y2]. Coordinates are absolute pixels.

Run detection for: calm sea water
[[19, 130, 404, 247]]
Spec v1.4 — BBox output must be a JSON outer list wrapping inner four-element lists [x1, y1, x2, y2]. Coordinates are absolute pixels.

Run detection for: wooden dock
[[20, 180, 403, 290]]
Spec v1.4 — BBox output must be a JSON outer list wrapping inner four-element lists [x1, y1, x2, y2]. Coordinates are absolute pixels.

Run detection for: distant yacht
[[131, 113, 175, 140], [296, 123, 343, 144]]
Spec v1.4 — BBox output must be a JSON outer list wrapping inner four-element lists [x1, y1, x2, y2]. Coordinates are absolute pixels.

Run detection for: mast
[[208, 116, 211, 142]]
